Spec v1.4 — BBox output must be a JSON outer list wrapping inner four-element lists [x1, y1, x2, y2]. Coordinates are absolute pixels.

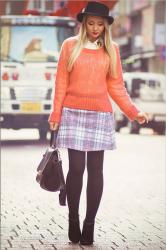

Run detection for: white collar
[[84, 39, 100, 49], [88, 38, 99, 45]]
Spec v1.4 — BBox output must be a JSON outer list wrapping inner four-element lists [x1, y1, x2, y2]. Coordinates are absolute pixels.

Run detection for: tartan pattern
[[56, 107, 116, 151]]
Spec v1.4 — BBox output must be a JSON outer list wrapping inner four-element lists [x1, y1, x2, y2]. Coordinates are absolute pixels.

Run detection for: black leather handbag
[[36, 131, 66, 206]]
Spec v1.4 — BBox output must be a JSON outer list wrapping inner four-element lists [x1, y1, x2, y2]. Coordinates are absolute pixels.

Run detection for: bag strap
[[50, 130, 66, 206], [50, 130, 58, 148]]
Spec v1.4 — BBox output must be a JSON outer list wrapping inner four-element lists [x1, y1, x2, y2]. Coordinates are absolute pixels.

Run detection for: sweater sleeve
[[48, 40, 69, 123], [107, 44, 139, 121]]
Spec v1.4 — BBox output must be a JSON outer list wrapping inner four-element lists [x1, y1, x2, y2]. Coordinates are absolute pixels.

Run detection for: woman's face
[[86, 15, 105, 42]]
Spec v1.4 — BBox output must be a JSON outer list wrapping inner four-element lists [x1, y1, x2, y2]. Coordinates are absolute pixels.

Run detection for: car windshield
[[1, 25, 75, 63]]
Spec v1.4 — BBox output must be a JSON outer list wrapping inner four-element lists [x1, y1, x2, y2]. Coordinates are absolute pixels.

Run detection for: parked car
[[114, 72, 166, 134]]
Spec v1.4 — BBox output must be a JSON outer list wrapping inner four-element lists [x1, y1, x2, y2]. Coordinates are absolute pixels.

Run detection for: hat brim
[[76, 12, 114, 25]]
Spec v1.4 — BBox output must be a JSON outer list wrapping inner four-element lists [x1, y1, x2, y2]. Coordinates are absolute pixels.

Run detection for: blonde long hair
[[67, 15, 117, 78]]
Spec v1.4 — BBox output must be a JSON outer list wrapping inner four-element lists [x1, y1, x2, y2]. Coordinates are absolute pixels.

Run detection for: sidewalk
[[1, 133, 166, 249]]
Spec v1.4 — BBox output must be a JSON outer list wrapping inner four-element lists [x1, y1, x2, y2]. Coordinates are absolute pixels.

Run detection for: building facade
[[111, 0, 166, 74]]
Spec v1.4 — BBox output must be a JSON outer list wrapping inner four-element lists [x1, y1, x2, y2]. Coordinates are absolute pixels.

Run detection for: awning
[[124, 51, 157, 64]]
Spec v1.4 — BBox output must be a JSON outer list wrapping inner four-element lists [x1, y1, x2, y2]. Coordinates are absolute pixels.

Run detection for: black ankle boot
[[68, 217, 81, 243], [80, 220, 94, 245]]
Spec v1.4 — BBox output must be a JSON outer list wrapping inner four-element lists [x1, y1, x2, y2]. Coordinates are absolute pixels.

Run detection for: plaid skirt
[[56, 107, 116, 151]]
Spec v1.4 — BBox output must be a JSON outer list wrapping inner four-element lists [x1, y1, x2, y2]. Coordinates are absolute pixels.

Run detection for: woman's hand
[[49, 122, 59, 131], [135, 111, 149, 124]]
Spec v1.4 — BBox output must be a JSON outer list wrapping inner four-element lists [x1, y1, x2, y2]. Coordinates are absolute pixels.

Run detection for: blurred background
[[0, 0, 166, 140]]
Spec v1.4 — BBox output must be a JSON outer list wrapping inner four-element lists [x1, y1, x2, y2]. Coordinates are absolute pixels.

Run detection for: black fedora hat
[[76, 1, 114, 25]]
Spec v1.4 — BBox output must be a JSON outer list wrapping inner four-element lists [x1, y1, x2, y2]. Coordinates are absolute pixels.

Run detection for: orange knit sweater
[[49, 36, 139, 123]]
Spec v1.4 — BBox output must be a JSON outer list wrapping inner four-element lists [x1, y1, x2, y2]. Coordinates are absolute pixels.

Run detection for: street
[[1, 129, 166, 250]]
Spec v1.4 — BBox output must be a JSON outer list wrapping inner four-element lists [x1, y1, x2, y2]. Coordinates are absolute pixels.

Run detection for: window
[[45, 0, 54, 11], [1, 24, 76, 63], [34, 0, 41, 9]]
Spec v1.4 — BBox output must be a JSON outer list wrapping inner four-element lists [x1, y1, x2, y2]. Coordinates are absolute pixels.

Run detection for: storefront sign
[[155, 24, 166, 46], [159, 46, 166, 61], [142, 6, 154, 51]]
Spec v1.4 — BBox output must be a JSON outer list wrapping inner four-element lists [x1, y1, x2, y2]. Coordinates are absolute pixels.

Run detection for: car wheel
[[153, 123, 166, 135], [128, 121, 140, 134], [39, 128, 48, 141]]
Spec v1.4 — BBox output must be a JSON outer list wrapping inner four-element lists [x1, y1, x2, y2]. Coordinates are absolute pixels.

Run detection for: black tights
[[66, 149, 104, 222]]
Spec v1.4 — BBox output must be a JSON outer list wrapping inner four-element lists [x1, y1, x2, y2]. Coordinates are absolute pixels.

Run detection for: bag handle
[[50, 130, 58, 148]]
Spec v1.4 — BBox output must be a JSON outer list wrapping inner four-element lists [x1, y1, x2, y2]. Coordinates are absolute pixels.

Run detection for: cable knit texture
[[49, 36, 139, 123]]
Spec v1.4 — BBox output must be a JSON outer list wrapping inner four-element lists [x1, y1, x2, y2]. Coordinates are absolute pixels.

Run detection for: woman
[[48, 1, 148, 246]]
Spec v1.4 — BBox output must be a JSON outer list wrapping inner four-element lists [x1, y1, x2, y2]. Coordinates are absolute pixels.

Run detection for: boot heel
[[80, 220, 94, 245], [68, 218, 81, 243]]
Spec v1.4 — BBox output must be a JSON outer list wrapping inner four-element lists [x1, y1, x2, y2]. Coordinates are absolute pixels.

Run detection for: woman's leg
[[85, 150, 104, 222], [66, 148, 86, 219], [80, 150, 104, 245], [66, 149, 86, 243]]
